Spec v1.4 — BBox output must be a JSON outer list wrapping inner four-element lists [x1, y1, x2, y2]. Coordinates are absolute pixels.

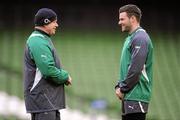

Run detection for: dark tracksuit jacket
[[23, 29, 69, 113], [115, 27, 153, 115]]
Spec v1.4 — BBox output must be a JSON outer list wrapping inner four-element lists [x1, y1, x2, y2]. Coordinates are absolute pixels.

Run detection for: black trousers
[[31, 110, 61, 120], [122, 113, 146, 120]]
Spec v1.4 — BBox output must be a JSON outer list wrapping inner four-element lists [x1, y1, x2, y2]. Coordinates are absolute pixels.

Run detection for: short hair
[[119, 4, 142, 22]]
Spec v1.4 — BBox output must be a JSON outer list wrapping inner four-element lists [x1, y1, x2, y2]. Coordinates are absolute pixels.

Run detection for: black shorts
[[31, 110, 60, 120], [122, 113, 146, 120]]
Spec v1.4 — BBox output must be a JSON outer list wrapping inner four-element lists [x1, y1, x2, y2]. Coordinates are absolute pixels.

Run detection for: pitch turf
[[0, 29, 179, 119]]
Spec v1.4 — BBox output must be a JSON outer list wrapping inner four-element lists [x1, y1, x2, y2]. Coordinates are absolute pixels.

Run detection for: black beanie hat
[[34, 8, 57, 26]]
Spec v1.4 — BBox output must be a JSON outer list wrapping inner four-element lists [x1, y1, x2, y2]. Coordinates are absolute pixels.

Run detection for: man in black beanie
[[23, 8, 72, 120]]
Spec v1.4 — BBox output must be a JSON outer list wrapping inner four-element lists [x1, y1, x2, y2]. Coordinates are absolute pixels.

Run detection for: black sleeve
[[119, 33, 149, 93]]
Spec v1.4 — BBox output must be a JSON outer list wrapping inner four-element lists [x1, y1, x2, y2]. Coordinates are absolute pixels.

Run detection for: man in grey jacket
[[23, 8, 72, 120]]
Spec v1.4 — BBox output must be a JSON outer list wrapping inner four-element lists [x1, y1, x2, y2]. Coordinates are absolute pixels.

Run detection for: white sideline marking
[[0, 91, 116, 120], [0, 92, 30, 120]]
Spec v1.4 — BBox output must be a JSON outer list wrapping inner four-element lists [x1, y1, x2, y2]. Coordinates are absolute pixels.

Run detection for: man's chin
[[51, 32, 56, 35], [122, 29, 126, 32], [122, 29, 128, 32]]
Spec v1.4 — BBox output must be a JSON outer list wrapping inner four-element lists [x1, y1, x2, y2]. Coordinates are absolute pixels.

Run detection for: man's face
[[44, 20, 58, 35], [118, 12, 131, 32]]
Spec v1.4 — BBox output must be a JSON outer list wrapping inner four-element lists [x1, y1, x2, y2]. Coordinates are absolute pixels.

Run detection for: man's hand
[[115, 87, 124, 100], [65, 75, 72, 86]]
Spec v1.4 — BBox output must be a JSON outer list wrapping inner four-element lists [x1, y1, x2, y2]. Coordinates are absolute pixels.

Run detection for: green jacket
[[27, 30, 69, 84], [117, 27, 153, 103], [24, 29, 69, 113]]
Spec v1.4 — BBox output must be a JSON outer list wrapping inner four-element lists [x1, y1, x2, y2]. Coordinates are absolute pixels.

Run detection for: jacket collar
[[34, 28, 50, 37]]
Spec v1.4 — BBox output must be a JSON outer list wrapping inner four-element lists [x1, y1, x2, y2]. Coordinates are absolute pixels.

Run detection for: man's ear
[[130, 15, 137, 22]]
